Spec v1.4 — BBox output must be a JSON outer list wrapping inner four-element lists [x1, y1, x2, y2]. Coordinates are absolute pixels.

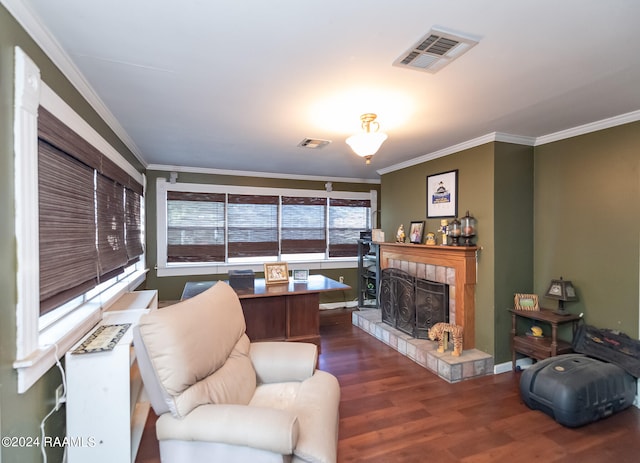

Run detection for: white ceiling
[[8, 0, 640, 180]]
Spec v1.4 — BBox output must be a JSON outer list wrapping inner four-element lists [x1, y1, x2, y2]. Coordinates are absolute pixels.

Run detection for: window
[[328, 198, 372, 257], [157, 180, 374, 275], [228, 194, 279, 259], [281, 196, 326, 259], [167, 192, 225, 262], [13, 47, 146, 393]]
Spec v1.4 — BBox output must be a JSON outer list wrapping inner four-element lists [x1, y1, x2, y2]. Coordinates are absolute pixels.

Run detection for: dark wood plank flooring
[[136, 309, 640, 463]]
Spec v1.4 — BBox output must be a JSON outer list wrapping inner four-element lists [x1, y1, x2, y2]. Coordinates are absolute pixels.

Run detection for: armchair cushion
[[137, 281, 257, 418], [250, 341, 317, 384], [156, 404, 299, 455]]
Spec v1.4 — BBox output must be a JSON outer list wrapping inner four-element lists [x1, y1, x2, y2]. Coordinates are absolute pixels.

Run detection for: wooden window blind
[[38, 141, 98, 315], [328, 198, 371, 257], [281, 196, 327, 254], [125, 188, 144, 263], [167, 192, 225, 262], [96, 173, 128, 279], [228, 194, 279, 258], [37, 106, 144, 314]]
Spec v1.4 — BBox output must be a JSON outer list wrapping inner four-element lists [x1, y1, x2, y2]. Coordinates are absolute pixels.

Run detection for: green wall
[[533, 122, 640, 334], [493, 143, 535, 359], [144, 169, 380, 303], [0, 6, 142, 461]]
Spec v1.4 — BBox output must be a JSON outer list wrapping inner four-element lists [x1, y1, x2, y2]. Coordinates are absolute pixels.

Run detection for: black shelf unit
[[357, 239, 379, 308]]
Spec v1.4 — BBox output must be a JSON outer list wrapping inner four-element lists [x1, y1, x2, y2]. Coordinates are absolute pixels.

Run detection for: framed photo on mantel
[[409, 221, 425, 244], [426, 170, 458, 218]]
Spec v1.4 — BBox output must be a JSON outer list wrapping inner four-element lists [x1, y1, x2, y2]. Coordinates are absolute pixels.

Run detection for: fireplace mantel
[[377, 242, 478, 350]]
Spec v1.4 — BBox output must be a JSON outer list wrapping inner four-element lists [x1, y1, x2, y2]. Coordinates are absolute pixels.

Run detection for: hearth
[[379, 268, 449, 339]]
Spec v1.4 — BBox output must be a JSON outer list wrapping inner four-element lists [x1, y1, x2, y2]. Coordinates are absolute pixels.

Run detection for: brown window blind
[[96, 173, 128, 279], [37, 106, 144, 314], [39, 140, 98, 315], [328, 198, 371, 257], [38, 107, 101, 170], [281, 196, 327, 254], [228, 194, 279, 258], [125, 188, 144, 263], [167, 192, 225, 262]]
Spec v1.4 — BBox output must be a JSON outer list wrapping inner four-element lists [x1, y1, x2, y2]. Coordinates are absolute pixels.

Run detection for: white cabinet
[[66, 290, 157, 463]]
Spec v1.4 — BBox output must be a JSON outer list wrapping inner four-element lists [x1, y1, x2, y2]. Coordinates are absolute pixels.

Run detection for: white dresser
[[65, 290, 157, 463]]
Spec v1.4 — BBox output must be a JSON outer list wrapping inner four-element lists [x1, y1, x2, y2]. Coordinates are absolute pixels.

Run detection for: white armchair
[[133, 281, 340, 463]]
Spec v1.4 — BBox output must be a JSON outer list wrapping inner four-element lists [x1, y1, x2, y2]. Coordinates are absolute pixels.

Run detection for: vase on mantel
[[460, 211, 476, 246]]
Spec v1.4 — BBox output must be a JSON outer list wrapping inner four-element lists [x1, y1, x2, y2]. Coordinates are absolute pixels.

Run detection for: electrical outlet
[[339, 276, 344, 283], [55, 384, 64, 411]]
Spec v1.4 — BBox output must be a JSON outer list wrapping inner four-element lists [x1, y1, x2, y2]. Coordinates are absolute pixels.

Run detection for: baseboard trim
[[493, 358, 533, 374]]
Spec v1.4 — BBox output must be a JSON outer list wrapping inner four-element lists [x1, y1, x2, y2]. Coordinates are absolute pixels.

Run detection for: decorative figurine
[[396, 224, 406, 243], [438, 219, 449, 246], [425, 232, 436, 246], [428, 322, 464, 356]]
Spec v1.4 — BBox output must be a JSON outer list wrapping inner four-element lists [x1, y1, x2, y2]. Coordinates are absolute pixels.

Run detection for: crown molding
[[494, 133, 537, 146], [376, 132, 534, 175], [535, 109, 640, 146], [146, 164, 381, 185], [2, 0, 147, 167]]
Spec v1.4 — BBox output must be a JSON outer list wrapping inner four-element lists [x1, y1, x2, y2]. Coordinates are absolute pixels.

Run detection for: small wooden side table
[[510, 307, 582, 371]]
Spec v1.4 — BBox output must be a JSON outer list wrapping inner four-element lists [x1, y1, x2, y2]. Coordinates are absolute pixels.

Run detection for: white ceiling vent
[[393, 27, 480, 74], [297, 138, 331, 149]]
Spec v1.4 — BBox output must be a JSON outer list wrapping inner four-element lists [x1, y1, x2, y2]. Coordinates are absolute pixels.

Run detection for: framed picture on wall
[[426, 170, 458, 218]]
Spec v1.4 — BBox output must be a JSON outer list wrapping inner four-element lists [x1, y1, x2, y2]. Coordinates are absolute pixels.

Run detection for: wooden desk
[[182, 275, 350, 349]]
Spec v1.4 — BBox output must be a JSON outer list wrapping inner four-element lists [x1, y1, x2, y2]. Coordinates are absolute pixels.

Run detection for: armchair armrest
[[156, 404, 299, 455], [250, 342, 317, 384]]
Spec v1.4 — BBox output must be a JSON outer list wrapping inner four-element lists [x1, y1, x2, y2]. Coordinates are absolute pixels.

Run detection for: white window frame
[[156, 177, 377, 277], [12, 47, 147, 393]]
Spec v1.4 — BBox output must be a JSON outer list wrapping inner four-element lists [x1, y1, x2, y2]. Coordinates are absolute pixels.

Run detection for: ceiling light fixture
[[346, 113, 387, 164]]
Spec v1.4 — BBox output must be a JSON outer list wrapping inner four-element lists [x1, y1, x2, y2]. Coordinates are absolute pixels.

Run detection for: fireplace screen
[[379, 268, 449, 339]]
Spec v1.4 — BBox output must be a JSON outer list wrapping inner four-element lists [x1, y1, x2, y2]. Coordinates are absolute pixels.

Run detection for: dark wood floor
[[136, 310, 640, 463]]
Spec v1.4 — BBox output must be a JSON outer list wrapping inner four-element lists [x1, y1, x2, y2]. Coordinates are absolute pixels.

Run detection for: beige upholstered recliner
[[133, 281, 340, 463]]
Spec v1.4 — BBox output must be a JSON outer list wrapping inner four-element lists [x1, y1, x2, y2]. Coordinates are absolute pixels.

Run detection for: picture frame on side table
[[409, 221, 425, 244], [292, 269, 309, 281], [427, 170, 458, 218], [514, 293, 540, 311], [264, 262, 290, 285]]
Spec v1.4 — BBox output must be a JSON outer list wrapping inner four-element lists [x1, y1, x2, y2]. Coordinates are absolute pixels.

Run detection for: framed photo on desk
[[293, 269, 309, 281], [264, 262, 289, 284]]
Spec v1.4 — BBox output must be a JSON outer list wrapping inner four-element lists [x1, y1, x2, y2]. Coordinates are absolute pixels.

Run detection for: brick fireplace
[[352, 242, 490, 383], [378, 243, 478, 350]]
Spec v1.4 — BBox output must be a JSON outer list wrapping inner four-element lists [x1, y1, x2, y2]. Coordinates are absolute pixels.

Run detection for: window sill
[[13, 269, 148, 393], [156, 258, 358, 277]]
